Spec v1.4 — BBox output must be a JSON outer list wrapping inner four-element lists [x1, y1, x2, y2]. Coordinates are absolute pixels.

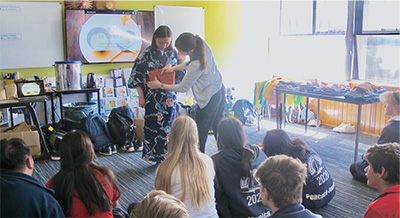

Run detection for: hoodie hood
[[219, 143, 266, 168]]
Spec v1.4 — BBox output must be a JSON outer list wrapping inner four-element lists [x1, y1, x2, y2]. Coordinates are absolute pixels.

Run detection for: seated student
[[0, 138, 65, 217], [255, 155, 322, 218], [262, 129, 335, 209], [130, 190, 189, 218], [212, 118, 272, 217], [364, 143, 400, 218], [154, 116, 218, 218], [46, 130, 121, 217], [350, 90, 400, 183]]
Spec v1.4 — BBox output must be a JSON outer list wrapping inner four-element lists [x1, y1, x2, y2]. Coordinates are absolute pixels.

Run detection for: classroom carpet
[[32, 117, 379, 218]]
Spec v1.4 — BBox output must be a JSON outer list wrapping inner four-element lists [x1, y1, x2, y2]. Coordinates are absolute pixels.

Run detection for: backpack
[[41, 124, 66, 152], [81, 114, 114, 151], [107, 106, 135, 146], [63, 102, 98, 131], [232, 99, 258, 125]]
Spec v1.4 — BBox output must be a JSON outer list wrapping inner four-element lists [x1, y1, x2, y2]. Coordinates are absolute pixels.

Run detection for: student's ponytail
[[194, 35, 208, 72], [241, 147, 255, 178]]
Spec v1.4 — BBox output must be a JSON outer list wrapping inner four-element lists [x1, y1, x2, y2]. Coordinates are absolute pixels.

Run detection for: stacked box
[[105, 87, 114, 98], [114, 78, 124, 87], [123, 67, 132, 79], [104, 68, 140, 115], [128, 96, 139, 108], [110, 68, 123, 78], [115, 86, 127, 97], [97, 76, 105, 87], [117, 97, 128, 107], [105, 79, 114, 88], [105, 98, 117, 111]]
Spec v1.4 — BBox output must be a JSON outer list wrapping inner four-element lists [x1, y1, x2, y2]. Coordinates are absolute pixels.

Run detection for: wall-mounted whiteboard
[[0, 2, 64, 69], [155, 5, 205, 44]]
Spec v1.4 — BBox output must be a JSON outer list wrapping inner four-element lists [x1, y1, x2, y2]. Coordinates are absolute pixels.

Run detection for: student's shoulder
[[199, 153, 214, 164]]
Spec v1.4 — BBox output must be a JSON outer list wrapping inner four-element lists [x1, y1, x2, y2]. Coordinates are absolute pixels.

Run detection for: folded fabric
[[148, 69, 175, 85]]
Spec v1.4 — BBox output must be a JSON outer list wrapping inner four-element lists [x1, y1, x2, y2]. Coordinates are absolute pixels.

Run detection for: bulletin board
[[154, 5, 205, 43], [0, 2, 64, 69]]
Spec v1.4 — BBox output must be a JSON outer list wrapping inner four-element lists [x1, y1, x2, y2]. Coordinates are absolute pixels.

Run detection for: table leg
[[43, 101, 48, 124], [305, 97, 309, 133], [354, 104, 362, 162], [283, 94, 287, 128], [50, 93, 55, 125], [59, 94, 63, 128], [276, 90, 280, 128], [9, 107, 14, 126], [97, 89, 101, 114], [317, 99, 320, 132]]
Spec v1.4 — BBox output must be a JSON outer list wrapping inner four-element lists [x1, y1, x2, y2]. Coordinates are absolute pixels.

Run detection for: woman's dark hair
[[150, 25, 173, 51], [175, 32, 208, 71], [51, 130, 120, 216], [217, 118, 254, 178], [0, 138, 30, 172], [262, 129, 312, 163]]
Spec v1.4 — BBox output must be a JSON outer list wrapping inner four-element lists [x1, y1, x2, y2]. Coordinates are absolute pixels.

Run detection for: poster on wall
[[65, 10, 154, 64]]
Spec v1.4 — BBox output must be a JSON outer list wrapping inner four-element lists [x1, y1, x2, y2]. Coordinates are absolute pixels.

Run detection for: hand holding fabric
[[147, 77, 162, 90]]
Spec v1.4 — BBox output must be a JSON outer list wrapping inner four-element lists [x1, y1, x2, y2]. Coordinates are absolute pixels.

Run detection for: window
[[280, 0, 313, 35], [353, 0, 400, 85], [362, 0, 400, 33], [277, 0, 348, 82], [315, 0, 347, 34], [280, 0, 347, 35], [357, 35, 400, 84]]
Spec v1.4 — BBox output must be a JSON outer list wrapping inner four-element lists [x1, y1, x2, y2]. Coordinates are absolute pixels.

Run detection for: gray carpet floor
[[32, 117, 380, 217]]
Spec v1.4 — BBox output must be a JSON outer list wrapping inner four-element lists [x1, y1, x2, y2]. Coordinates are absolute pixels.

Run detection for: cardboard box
[[128, 96, 139, 108], [105, 97, 117, 110], [105, 87, 115, 97], [123, 67, 132, 79], [0, 124, 41, 157], [117, 97, 128, 107], [128, 88, 138, 97], [105, 79, 114, 88], [110, 68, 123, 78], [97, 76, 105, 88], [113, 78, 124, 87], [115, 86, 127, 97]]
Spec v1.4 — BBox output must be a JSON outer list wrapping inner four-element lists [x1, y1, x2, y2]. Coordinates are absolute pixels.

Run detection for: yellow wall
[[1, 0, 243, 79]]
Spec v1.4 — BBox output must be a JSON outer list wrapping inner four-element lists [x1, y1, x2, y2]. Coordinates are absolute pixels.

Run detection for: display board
[[155, 5, 205, 44], [0, 2, 64, 69]]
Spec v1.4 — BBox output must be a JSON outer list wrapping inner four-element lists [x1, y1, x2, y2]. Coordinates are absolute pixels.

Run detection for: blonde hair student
[[130, 190, 189, 218], [154, 116, 218, 218]]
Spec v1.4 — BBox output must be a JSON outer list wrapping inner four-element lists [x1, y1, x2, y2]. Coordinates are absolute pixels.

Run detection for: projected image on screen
[[66, 10, 154, 64]]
